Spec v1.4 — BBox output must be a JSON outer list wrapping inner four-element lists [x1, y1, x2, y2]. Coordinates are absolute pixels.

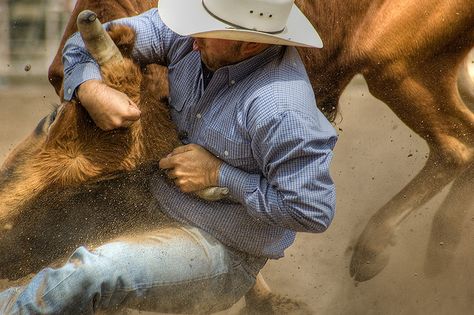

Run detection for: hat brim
[[158, 0, 323, 48]]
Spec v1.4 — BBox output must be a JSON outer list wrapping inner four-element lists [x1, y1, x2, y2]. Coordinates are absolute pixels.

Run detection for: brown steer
[[49, 0, 474, 282]]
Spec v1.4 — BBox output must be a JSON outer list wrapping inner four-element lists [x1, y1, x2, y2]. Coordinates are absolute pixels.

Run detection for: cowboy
[[0, 0, 337, 313]]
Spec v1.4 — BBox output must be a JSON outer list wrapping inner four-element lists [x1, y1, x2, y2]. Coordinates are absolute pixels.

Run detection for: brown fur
[[0, 24, 178, 225], [0, 25, 172, 279]]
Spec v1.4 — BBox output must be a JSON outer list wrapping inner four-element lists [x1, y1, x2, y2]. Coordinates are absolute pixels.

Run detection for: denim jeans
[[0, 225, 266, 314]]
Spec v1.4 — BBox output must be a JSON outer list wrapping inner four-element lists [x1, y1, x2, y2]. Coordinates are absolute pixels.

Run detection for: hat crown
[[202, 0, 294, 33]]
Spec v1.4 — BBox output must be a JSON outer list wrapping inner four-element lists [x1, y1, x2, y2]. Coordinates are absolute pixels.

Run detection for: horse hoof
[[349, 221, 396, 282], [349, 247, 391, 282]]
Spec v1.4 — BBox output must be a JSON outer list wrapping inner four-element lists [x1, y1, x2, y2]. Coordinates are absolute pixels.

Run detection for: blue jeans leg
[[0, 225, 263, 314]]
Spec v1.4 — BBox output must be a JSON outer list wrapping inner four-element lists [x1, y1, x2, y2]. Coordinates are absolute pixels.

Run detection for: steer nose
[[178, 131, 189, 143], [78, 10, 97, 25]]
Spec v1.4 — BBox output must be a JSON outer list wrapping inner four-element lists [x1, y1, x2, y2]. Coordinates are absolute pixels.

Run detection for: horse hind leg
[[349, 53, 474, 282]]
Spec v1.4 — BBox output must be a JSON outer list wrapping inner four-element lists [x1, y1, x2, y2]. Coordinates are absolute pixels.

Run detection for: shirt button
[[224, 150, 229, 156], [230, 80, 235, 85], [67, 88, 72, 95], [196, 113, 202, 119]]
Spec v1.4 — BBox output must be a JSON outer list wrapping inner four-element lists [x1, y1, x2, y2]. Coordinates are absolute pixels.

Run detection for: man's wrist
[[63, 61, 103, 101], [219, 163, 260, 200], [211, 160, 223, 187], [77, 80, 103, 101]]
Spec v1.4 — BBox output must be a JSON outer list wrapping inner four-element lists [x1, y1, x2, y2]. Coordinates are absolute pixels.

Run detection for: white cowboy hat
[[158, 0, 323, 48]]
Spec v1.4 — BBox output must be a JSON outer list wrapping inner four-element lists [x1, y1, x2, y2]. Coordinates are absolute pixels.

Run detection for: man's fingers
[[174, 178, 195, 193], [121, 120, 134, 128], [124, 100, 141, 121], [165, 169, 177, 179], [170, 144, 194, 155], [159, 156, 173, 170], [119, 101, 140, 128]]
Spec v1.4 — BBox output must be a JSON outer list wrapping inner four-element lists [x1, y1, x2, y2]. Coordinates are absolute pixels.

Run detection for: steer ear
[[106, 24, 136, 58], [45, 101, 92, 148], [77, 10, 123, 66]]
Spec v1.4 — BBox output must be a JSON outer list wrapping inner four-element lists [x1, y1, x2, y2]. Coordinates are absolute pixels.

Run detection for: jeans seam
[[101, 270, 230, 295], [42, 268, 78, 298]]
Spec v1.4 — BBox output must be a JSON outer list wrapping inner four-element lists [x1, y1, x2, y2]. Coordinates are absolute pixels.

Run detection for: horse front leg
[[349, 54, 474, 282]]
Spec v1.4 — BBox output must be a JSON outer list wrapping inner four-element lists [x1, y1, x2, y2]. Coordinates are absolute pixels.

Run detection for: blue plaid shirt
[[63, 8, 337, 259]]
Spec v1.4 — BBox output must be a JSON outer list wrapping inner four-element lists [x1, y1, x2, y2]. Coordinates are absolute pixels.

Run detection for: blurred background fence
[[0, 0, 473, 87], [0, 0, 76, 85]]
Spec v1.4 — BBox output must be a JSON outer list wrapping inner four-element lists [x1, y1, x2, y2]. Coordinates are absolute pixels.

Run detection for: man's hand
[[159, 144, 223, 193], [77, 79, 141, 130]]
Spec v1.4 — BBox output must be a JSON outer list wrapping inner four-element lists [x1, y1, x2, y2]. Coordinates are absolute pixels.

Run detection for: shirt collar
[[215, 45, 285, 86]]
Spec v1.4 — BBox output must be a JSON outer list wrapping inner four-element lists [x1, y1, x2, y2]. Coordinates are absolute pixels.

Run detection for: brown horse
[[47, 0, 474, 284]]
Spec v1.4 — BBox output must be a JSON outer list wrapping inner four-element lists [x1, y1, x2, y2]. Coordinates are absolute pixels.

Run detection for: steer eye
[[49, 107, 58, 125], [33, 105, 60, 136], [43, 105, 60, 134], [34, 116, 48, 136]]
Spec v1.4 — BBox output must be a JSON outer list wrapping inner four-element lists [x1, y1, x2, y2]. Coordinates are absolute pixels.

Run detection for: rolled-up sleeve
[[220, 110, 337, 233], [62, 8, 174, 101], [62, 32, 102, 100]]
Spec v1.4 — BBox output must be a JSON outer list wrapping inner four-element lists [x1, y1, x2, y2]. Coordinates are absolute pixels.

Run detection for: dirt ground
[[0, 71, 473, 314]]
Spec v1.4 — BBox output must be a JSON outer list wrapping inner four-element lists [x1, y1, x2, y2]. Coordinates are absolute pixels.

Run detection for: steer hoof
[[349, 220, 396, 282], [240, 293, 313, 315]]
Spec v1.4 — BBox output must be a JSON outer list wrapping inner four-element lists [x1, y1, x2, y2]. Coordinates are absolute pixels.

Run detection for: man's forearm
[[77, 79, 105, 110], [219, 160, 335, 233], [75, 80, 141, 131]]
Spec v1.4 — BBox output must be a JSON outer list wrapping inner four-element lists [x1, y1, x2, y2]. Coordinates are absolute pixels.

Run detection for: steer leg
[[349, 51, 474, 281]]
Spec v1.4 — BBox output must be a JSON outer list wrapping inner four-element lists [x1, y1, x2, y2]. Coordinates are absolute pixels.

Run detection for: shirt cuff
[[219, 163, 260, 202], [63, 62, 102, 101]]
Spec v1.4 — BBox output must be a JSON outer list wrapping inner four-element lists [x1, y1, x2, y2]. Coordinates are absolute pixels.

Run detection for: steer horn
[[77, 10, 123, 65]]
